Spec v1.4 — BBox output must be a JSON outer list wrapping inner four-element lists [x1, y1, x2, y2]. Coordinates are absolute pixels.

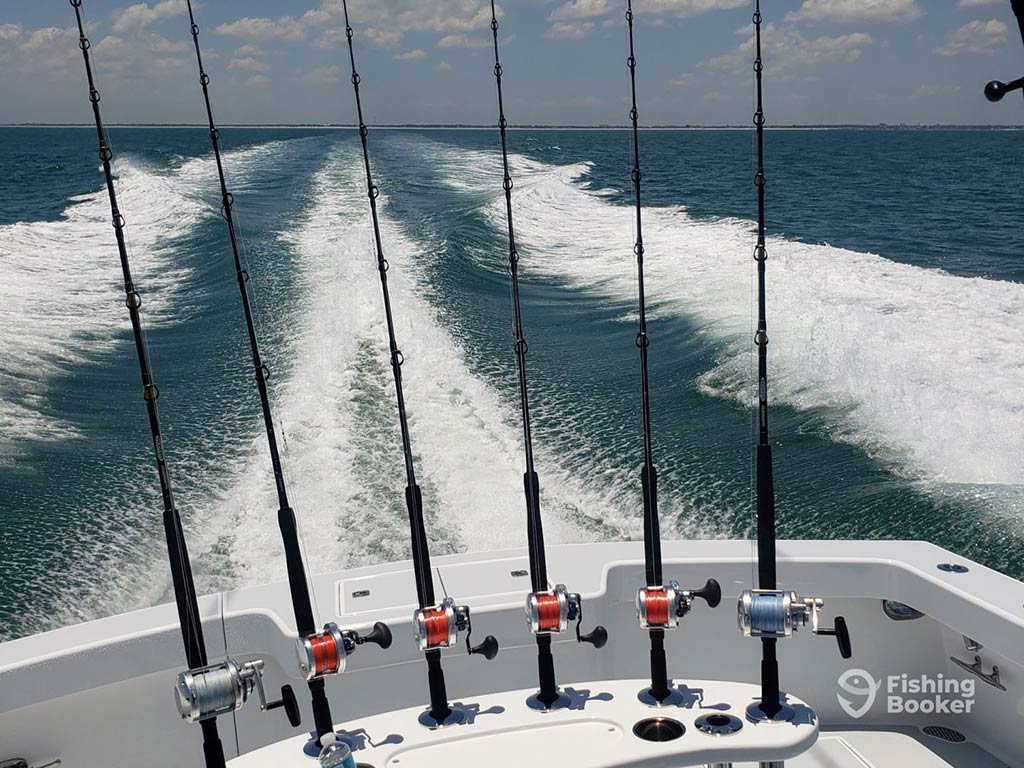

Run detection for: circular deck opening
[[695, 712, 743, 736], [633, 717, 685, 742]]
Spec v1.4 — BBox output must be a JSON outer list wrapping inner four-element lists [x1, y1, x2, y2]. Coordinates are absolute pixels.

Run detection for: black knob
[[693, 578, 721, 608], [267, 684, 302, 728], [579, 625, 608, 648], [834, 616, 852, 659], [469, 634, 500, 660], [359, 621, 393, 649], [985, 80, 1007, 102]]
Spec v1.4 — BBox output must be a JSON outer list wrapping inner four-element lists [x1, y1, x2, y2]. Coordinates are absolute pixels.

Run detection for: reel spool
[[413, 596, 499, 659], [526, 584, 608, 647], [636, 579, 722, 630], [737, 589, 851, 658], [297, 621, 393, 681], [175, 658, 301, 727]]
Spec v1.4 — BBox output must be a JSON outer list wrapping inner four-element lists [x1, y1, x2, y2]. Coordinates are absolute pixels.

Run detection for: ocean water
[[0, 126, 1022, 642]]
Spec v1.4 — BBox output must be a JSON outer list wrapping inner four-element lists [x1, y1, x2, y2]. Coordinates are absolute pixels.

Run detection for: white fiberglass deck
[[229, 679, 817, 768], [2, 540, 1023, 767]]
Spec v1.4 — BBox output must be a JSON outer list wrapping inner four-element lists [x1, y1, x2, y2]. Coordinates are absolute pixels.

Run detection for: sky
[[1, 0, 1023, 126]]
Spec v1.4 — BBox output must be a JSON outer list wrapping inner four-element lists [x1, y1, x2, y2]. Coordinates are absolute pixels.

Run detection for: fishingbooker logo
[[837, 669, 975, 719]]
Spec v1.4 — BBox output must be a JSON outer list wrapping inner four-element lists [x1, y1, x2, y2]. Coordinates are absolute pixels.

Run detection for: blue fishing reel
[[737, 590, 851, 659]]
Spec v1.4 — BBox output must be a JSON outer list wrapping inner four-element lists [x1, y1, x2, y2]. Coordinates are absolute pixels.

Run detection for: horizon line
[[3, 122, 1023, 130]]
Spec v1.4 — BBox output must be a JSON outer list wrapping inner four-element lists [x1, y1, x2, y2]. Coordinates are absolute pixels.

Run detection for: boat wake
[[206, 142, 631, 597], [435, 144, 1024, 492]]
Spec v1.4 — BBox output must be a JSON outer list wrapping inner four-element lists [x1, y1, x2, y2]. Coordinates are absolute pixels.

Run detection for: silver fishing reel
[[526, 583, 607, 647], [297, 621, 392, 681], [175, 658, 300, 726], [737, 589, 851, 658], [413, 596, 498, 658], [526, 584, 570, 634], [636, 579, 722, 630]]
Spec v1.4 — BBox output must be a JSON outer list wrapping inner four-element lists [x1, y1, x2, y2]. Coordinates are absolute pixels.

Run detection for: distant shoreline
[[3, 123, 1023, 131]]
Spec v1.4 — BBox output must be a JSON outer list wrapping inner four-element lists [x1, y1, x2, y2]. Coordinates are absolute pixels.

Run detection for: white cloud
[[0, 24, 22, 42], [550, 0, 742, 22], [708, 22, 873, 74], [787, 0, 922, 23], [549, 0, 613, 21], [244, 74, 269, 87], [437, 33, 489, 48], [214, 16, 305, 42], [435, 60, 453, 71], [113, 0, 188, 33], [395, 48, 427, 61], [936, 18, 1007, 56], [302, 65, 342, 84], [228, 56, 270, 72], [546, 21, 596, 39], [214, 0, 497, 50]]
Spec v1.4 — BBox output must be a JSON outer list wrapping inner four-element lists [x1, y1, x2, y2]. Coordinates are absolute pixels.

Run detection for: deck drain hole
[[922, 725, 966, 743], [633, 717, 685, 742]]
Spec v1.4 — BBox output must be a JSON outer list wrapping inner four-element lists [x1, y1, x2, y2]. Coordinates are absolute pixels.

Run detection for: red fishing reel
[[296, 621, 392, 681], [636, 579, 722, 630], [413, 597, 499, 659], [526, 584, 608, 647]]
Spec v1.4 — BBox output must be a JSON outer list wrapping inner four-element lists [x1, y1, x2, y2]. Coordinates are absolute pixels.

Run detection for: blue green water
[[1, 126, 1022, 642]]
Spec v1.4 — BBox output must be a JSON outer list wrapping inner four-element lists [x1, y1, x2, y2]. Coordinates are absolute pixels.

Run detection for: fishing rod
[[736, 0, 851, 723], [69, 2, 294, 763], [622, 0, 721, 708], [984, 0, 1024, 101], [183, 2, 391, 745], [488, 0, 607, 713], [340, 0, 498, 730]]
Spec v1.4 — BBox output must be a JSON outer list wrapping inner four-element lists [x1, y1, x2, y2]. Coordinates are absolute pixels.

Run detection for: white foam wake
[[0, 158, 199, 454], [0, 140, 301, 459], [436, 144, 1024, 488], [210, 142, 631, 594]]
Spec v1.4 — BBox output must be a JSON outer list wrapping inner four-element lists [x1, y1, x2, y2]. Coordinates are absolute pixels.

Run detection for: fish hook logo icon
[[837, 669, 881, 719]]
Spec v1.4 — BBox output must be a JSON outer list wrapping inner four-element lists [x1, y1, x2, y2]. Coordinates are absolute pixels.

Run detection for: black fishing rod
[[70, 3, 230, 765], [183, 2, 391, 745], [488, 0, 607, 713], [622, 0, 721, 708], [74, 0, 307, 747], [340, 0, 497, 729], [736, 0, 850, 723], [984, 0, 1024, 101]]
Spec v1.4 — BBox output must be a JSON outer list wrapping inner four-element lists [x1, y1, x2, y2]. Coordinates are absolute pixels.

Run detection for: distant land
[[2, 122, 1023, 130]]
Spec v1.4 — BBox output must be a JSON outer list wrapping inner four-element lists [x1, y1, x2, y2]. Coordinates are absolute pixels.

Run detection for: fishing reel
[[297, 621, 393, 681], [175, 658, 301, 727], [414, 596, 499, 659], [737, 590, 851, 659], [526, 584, 608, 647], [636, 579, 722, 630]]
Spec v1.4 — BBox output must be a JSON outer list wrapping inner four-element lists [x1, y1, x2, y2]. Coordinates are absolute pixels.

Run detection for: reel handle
[[984, 77, 1024, 102], [462, 604, 500, 660], [265, 684, 302, 728], [818, 616, 852, 659], [692, 578, 722, 608], [579, 624, 608, 648], [469, 634, 500, 660], [356, 621, 393, 649]]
